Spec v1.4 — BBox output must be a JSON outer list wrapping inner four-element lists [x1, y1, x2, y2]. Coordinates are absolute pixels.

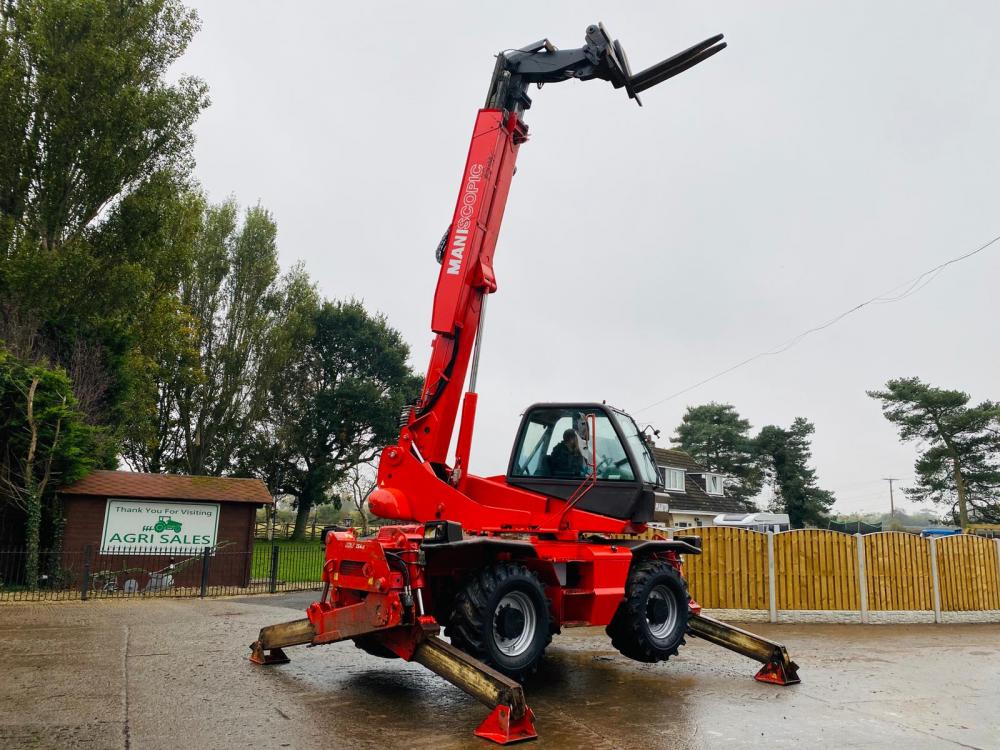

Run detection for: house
[[650, 447, 748, 529]]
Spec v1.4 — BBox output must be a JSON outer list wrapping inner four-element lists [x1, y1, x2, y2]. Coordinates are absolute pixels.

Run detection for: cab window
[[612, 410, 659, 485], [511, 407, 635, 481]]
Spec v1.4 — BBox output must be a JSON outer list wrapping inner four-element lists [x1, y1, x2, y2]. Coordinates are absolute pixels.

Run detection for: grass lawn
[[251, 539, 324, 583]]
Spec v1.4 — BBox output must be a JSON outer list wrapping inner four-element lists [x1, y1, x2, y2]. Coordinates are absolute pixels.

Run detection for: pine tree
[[673, 403, 761, 506], [755, 418, 834, 528], [868, 378, 1000, 526]]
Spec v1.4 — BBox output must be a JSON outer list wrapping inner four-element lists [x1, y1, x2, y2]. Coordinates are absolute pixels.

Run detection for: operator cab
[[507, 403, 659, 523]]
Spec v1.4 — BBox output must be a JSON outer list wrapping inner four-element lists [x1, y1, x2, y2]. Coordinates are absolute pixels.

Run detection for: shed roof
[[60, 470, 272, 505]]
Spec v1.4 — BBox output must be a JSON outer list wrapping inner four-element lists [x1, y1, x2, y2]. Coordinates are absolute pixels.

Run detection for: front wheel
[[446, 562, 552, 681], [607, 559, 689, 662]]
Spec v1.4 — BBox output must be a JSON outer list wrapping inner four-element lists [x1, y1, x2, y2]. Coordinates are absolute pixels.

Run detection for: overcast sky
[[178, 1, 999, 516]]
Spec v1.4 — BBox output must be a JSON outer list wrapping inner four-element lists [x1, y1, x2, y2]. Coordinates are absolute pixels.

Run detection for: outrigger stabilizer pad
[[248, 644, 289, 665], [475, 705, 538, 745], [754, 658, 801, 686]]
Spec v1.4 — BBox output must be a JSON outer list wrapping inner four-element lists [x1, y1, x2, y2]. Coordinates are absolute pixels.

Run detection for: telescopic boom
[[408, 24, 726, 476]]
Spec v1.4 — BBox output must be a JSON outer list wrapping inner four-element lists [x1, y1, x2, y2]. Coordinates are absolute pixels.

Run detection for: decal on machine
[[446, 163, 484, 275]]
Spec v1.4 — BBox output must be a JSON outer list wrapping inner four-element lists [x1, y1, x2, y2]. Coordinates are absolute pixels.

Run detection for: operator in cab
[[549, 428, 587, 478]]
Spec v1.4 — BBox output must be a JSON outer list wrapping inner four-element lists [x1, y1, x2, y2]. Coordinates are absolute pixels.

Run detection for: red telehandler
[[251, 23, 799, 744]]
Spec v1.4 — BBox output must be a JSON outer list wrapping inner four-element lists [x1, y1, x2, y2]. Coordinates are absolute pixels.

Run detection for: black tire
[[445, 562, 552, 681], [607, 559, 689, 663]]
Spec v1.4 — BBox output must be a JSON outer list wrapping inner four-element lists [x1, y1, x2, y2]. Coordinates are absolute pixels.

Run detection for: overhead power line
[[637, 231, 1000, 413]]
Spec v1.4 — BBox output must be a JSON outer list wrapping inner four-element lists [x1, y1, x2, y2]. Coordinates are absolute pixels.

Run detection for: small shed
[[59, 471, 272, 590]]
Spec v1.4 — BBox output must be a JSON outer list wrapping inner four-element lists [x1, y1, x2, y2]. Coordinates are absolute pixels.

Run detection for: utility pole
[[882, 477, 902, 520]]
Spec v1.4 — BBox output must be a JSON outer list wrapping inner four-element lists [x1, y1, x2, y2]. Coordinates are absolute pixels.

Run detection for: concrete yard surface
[[1, 592, 998, 749]]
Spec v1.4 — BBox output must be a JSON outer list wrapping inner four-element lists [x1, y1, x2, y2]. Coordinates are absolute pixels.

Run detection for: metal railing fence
[[0, 543, 324, 601]]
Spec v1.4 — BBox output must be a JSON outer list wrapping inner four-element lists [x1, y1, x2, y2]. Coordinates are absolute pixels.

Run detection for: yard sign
[[101, 498, 220, 553]]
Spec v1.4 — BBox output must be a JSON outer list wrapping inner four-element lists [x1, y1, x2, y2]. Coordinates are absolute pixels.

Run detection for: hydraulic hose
[[384, 551, 416, 620]]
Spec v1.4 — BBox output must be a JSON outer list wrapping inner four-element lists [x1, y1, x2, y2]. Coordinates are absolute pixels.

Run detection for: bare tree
[[64, 340, 111, 426], [343, 463, 378, 535], [0, 304, 111, 425], [0, 305, 48, 361]]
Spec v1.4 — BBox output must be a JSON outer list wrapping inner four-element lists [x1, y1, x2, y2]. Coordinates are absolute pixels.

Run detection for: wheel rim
[[492, 591, 537, 657], [646, 584, 678, 640]]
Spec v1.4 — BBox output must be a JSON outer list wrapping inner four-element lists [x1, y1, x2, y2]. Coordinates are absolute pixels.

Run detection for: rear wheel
[[607, 559, 689, 662], [446, 562, 552, 681]]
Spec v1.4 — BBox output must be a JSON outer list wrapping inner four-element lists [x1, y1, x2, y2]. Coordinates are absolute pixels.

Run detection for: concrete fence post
[[929, 537, 942, 624], [855, 534, 868, 624], [766, 531, 777, 623]]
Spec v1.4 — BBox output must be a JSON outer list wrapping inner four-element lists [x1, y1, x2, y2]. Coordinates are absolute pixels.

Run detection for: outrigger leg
[[413, 635, 537, 744], [688, 613, 800, 685], [249, 619, 536, 745]]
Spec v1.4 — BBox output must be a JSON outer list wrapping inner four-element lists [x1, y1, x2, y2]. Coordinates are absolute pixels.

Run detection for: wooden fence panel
[[937, 535, 1000, 611], [254, 522, 325, 540], [634, 527, 998, 613], [862, 532, 933, 611], [774, 529, 859, 610], [683, 527, 769, 609]]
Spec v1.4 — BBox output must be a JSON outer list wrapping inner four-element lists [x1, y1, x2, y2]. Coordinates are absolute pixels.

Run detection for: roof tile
[[59, 470, 272, 504]]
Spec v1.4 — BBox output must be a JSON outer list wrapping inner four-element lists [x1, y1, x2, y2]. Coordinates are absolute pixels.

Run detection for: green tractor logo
[[153, 516, 182, 534]]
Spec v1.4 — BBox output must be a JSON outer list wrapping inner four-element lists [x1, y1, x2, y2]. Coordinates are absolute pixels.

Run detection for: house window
[[705, 473, 725, 496], [695, 518, 703, 526], [657, 466, 685, 491], [676, 521, 689, 528]]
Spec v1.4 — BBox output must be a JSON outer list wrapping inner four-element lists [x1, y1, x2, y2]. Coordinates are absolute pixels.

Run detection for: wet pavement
[[1, 592, 998, 749]]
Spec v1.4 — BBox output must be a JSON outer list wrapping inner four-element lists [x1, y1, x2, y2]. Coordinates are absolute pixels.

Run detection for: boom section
[[410, 109, 526, 464]]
